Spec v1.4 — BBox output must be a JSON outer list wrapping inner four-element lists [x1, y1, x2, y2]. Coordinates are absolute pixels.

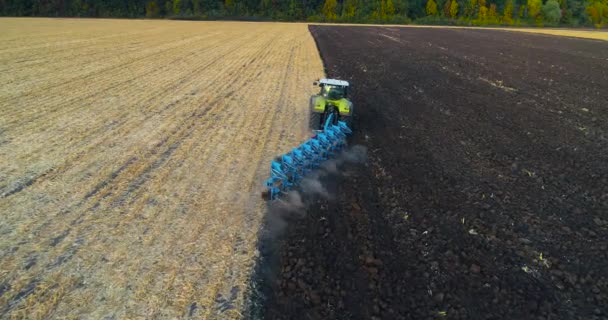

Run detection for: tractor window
[[322, 85, 345, 100]]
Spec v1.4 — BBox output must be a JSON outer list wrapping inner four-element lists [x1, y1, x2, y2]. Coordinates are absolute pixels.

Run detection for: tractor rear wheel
[[309, 111, 322, 131]]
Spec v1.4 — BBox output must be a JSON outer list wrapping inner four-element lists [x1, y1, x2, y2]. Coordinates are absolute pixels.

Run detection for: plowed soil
[[263, 26, 608, 320]]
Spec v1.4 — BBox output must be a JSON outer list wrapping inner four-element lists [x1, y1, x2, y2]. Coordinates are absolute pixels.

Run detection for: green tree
[[387, 0, 396, 16], [145, 1, 160, 17], [543, 0, 562, 22], [287, 0, 303, 19], [426, 0, 439, 15], [450, 0, 459, 17], [380, 0, 387, 19], [559, 0, 571, 23], [173, 0, 182, 15], [192, 0, 202, 15], [0, 0, 598, 25], [342, 0, 358, 19], [165, 0, 173, 15], [518, 3, 526, 18], [467, 0, 478, 17], [393, 0, 410, 16], [225, 0, 234, 14]]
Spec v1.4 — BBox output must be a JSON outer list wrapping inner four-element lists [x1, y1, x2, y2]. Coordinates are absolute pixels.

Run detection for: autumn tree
[[450, 0, 459, 17], [586, 0, 608, 28], [444, 0, 452, 16], [488, 3, 499, 21], [322, 0, 338, 21], [0, 0, 600, 25], [426, 0, 438, 15], [527, 0, 542, 18], [478, 0, 488, 20], [503, 0, 514, 23]]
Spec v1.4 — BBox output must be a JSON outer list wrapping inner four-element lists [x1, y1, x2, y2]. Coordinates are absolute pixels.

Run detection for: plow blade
[[263, 114, 352, 201]]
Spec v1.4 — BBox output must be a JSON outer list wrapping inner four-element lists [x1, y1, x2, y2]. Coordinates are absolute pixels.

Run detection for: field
[[265, 26, 608, 319], [0, 18, 323, 318], [2, 17, 608, 320], [499, 27, 608, 40], [314, 23, 608, 41]]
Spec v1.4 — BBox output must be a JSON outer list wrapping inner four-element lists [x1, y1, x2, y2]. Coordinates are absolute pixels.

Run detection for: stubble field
[[0, 18, 323, 319]]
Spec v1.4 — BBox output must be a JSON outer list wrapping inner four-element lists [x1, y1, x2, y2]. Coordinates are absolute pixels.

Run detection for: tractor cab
[[310, 78, 353, 130], [315, 79, 349, 100]]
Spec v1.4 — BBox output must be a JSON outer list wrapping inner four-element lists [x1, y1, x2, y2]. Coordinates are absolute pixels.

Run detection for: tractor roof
[[319, 78, 349, 87]]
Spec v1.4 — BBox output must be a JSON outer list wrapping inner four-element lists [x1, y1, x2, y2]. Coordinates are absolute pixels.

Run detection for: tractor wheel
[[309, 111, 322, 131]]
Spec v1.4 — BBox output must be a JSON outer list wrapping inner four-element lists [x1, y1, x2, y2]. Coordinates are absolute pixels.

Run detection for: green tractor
[[309, 78, 353, 131]]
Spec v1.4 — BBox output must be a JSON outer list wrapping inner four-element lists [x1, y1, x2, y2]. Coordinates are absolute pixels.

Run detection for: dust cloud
[[263, 144, 367, 237]]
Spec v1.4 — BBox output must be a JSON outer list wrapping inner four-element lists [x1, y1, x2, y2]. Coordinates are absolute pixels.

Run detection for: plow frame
[[263, 114, 352, 201]]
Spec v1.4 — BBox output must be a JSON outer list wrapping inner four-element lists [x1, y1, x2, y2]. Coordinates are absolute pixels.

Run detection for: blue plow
[[263, 114, 352, 201]]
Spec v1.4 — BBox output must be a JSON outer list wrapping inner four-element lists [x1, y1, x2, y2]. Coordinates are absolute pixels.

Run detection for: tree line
[[0, 0, 606, 27]]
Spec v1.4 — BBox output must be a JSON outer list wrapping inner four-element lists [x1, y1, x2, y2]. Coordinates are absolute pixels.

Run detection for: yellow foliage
[[489, 3, 498, 20], [322, 0, 338, 21], [444, 0, 452, 16], [426, 0, 439, 16], [503, 0, 514, 24], [527, 0, 542, 18], [450, 0, 459, 18], [586, 1, 608, 28], [478, 2, 488, 20]]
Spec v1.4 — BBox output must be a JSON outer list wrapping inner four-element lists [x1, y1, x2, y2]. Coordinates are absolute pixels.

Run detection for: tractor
[[262, 78, 354, 201], [310, 79, 353, 131]]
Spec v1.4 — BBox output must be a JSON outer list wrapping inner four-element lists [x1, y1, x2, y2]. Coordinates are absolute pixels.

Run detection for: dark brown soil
[[260, 26, 608, 320]]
